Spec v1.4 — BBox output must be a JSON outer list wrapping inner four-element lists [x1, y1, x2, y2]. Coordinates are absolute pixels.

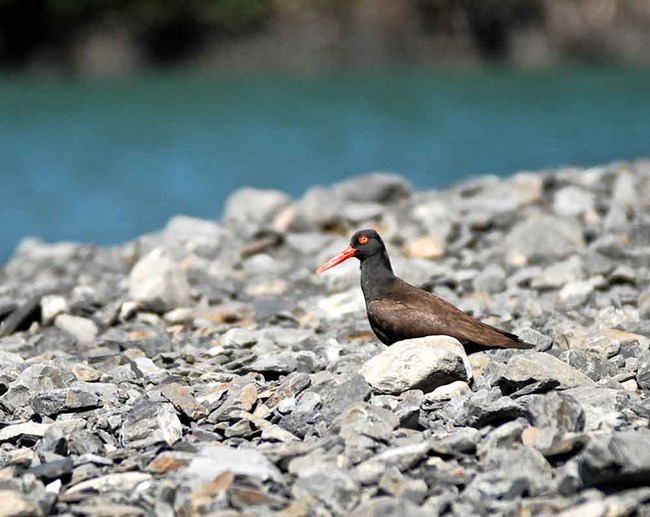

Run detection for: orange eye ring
[[358, 236, 369, 245]]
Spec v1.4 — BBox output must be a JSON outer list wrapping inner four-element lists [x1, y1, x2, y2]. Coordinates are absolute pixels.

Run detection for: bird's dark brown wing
[[367, 280, 533, 350]]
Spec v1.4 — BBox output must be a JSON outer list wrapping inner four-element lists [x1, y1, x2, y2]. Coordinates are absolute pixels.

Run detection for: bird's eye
[[358, 236, 369, 245]]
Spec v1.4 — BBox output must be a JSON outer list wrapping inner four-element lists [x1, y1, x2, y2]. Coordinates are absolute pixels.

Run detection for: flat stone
[[177, 446, 283, 489], [361, 336, 471, 394], [67, 472, 153, 494], [423, 381, 471, 402], [161, 383, 207, 420], [0, 422, 51, 442], [495, 351, 596, 392], [31, 387, 100, 416]]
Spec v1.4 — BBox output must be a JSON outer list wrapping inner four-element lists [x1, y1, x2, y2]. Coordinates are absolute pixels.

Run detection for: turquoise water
[[1, 68, 649, 261]]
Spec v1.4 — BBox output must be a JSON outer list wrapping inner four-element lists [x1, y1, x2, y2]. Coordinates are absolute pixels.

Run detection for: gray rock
[[0, 363, 76, 413], [0, 422, 51, 442], [221, 328, 258, 348], [566, 387, 631, 431], [160, 383, 207, 421], [506, 215, 584, 265], [473, 264, 506, 294], [120, 400, 183, 448], [293, 464, 360, 515], [363, 441, 431, 471], [40, 295, 68, 325], [514, 327, 553, 350], [224, 187, 292, 232], [333, 401, 399, 443], [67, 472, 152, 494], [355, 497, 430, 517], [553, 186, 595, 217], [158, 215, 226, 256], [423, 380, 471, 402], [54, 314, 98, 343], [128, 248, 191, 310], [430, 428, 482, 455], [335, 173, 412, 204], [242, 351, 298, 376], [493, 351, 596, 392], [0, 296, 42, 337], [280, 374, 371, 438], [128, 356, 170, 384], [177, 445, 283, 488], [31, 387, 100, 416], [577, 429, 650, 488], [361, 336, 471, 395], [531, 256, 583, 290]]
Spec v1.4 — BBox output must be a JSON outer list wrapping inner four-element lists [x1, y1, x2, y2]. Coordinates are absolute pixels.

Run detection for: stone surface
[[0, 164, 649, 515], [361, 336, 471, 394], [128, 248, 191, 310]]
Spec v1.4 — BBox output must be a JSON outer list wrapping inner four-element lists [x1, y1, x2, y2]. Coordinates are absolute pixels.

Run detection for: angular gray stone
[[577, 429, 650, 488], [120, 401, 182, 448], [31, 387, 100, 416], [494, 351, 596, 392], [0, 363, 76, 413], [506, 215, 585, 265], [128, 248, 191, 310], [224, 187, 292, 232], [333, 401, 399, 443], [0, 422, 51, 442], [361, 336, 471, 395], [293, 465, 360, 515], [177, 445, 283, 489]]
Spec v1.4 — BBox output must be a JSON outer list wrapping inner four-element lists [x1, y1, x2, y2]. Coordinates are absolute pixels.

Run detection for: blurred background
[[1, 0, 649, 261]]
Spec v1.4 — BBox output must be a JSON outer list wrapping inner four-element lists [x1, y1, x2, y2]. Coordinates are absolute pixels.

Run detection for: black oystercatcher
[[317, 229, 533, 353]]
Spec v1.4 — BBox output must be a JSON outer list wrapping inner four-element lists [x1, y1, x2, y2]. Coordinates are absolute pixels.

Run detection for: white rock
[[361, 336, 472, 395], [67, 472, 152, 494], [553, 186, 595, 217], [54, 314, 98, 343], [557, 280, 595, 307], [128, 248, 191, 310], [423, 380, 472, 402], [40, 295, 68, 324], [224, 188, 292, 232], [0, 422, 51, 442], [177, 446, 283, 489]]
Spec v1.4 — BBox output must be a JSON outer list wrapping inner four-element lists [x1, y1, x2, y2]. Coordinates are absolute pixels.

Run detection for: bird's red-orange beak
[[316, 246, 356, 274]]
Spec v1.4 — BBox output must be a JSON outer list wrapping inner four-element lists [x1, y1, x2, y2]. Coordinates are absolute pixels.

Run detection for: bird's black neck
[[360, 251, 396, 301]]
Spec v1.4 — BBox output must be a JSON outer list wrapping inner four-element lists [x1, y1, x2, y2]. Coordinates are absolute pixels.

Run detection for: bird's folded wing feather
[[367, 286, 527, 349]]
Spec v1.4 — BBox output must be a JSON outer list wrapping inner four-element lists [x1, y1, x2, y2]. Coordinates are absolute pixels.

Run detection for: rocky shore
[[1, 160, 650, 516]]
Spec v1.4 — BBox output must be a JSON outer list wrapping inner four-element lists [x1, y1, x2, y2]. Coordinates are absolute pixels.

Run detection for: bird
[[317, 229, 534, 353]]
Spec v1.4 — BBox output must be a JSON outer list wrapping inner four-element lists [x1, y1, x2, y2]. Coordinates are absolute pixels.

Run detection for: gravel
[[1, 162, 650, 515]]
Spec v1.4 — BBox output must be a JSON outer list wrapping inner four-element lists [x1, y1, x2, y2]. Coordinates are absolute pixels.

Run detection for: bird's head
[[316, 229, 386, 273]]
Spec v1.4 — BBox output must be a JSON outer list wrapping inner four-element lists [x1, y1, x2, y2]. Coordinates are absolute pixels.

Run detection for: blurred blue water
[[1, 68, 649, 262]]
